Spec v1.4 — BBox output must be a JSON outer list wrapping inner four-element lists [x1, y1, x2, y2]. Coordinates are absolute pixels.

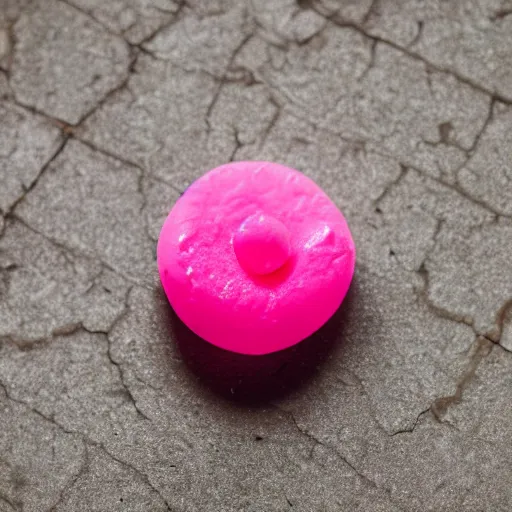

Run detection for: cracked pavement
[[1, 0, 512, 510]]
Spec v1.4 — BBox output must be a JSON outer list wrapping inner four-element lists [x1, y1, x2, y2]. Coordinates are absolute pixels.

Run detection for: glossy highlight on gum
[[157, 161, 356, 355]]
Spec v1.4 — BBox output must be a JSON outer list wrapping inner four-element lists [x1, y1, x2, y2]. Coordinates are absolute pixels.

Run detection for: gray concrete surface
[[1, 0, 512, 510]]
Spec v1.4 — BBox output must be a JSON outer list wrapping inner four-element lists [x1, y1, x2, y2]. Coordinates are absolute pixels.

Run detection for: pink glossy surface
[[157, 161, 355, 355], [234, 213, 291, 276]]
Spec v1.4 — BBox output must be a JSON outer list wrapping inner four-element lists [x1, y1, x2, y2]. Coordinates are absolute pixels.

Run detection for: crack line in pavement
[[5, 137, 69, 217], [6, 215, 153, 290], [205, 33, 253, 132], [304, 2, 512, 105], [0, 379, 173, 511], [430, 336, 493, 421], [272, 405, 407, 511]]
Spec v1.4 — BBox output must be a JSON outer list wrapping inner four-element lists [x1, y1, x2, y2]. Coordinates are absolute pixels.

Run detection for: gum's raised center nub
[[233, 213, 291, 276]]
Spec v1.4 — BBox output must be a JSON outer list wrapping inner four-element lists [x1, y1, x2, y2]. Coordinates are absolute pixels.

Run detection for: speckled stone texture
[[1, 0, 512, 510]]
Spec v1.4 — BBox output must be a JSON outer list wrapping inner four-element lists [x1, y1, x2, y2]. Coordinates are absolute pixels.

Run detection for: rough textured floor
[[1, 0, 512, 510]]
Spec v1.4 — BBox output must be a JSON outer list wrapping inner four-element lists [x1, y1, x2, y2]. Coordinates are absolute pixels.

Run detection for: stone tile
[[0, 220, 129, 340], [365, 0, 512, 101], [53, 446, 171, 511], [239, 28, 490, 180], [144, 0, 251, 76], [458, 102, 512, 217], [67, 0, 181, 45], [78, 54, 278, 189], [0, 99, 62, 214], [0, 386, 85, 512], [16, 139, 157, 286], [10, 0, 131, 124]]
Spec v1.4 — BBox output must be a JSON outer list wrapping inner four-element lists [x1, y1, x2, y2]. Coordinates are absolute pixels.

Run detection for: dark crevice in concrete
[[489, 8, 512, 22], [2, 15, 18, 78], [259, 96, 283, 150], [404, 162, 511, 221], [373, 163, 408, 207], [393, 334, 502, 436], [72, 49, 139, 128], [390, 408, 430, 436], [0, 380, 73, 437], [361, 0, 379, 26], [106, 340, 152, 423], [228, 128, 243, 162], [9, 215, 152, 290], [103, 289, 154, 424], [430, 336, 492, 421], [59, 0, 186, 56], [58, 0, 124, 41], [138, 0, 190, 48], [437, 121, 453, 145], [7, 9, 140, 130], [75, 130, 183, 197], [465, 96, 495, 154], [224, 65, 261, 87], [47, 444, 90, 512], [1, 283, 151, 423], [99, 451, 174, 512], [205, 33, 253, 132], [407, 215, 445, 280], [134, 44, 160, 60], [2, 312, 120, 353], [0, 23, 14, 74], [6, 136, 69, 216], [307, 5, 512, 105], [296, 0, 315, 11], [360, 38, 377, 80], [277, 406, 407, 511], [416, 261, 475, 330], [8, 10, 135, 127], [408, 20, 423, 48], [0, 363, 172, 511], [415, 250, 512, 361], [485, 298, 512, 350], [74, 137, 141, 172], [6, 96, 74, 130]]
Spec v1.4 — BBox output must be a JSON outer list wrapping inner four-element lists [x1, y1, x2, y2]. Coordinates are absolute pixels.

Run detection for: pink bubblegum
[[157, 161, 355, 355]]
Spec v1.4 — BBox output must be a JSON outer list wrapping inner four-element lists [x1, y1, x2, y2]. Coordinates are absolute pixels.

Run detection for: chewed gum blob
[[157, 161, 356, 355]]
